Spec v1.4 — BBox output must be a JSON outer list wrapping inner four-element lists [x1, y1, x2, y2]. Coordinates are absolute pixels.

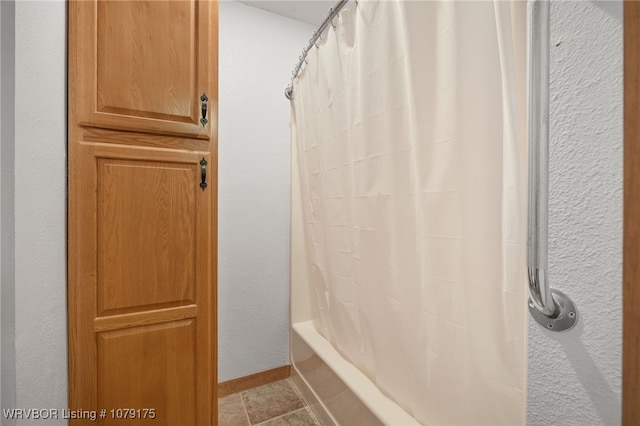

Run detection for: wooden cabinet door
[[71, 0, 216, 138], [68, 1, 218, 425], [70, 144, 214, 425]]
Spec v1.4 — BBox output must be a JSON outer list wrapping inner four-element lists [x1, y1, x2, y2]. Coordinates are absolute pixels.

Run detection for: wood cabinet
[[72, 0, 216, 138], [68, 1, 218, 425]]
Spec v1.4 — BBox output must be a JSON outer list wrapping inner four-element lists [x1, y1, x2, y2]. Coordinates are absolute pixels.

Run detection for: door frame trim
[[623, 1, 639, 424]]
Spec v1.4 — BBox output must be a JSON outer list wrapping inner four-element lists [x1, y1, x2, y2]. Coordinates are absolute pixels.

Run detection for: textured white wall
[[217, 1, 313, 382], [0, 1, 67, 424], [0, 2, 66, 424], [13, 1, 68, 423], [527, 1, 623, 425], [1, 1, 17, 420]]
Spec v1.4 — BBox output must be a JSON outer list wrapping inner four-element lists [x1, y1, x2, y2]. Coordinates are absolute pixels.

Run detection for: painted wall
[[527, 1, 623, 425], [0, 0, 18, 418], [1, 1, 67, 424], [16, 1, 67, 424], [217, 1, 313, 382]]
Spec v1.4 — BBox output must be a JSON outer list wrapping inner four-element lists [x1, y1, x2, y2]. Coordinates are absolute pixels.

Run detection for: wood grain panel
[[624, 2, 640, 424], [97, 1, 195, 121], [217, 366, 291, 398], [69, 142, 214, 425], [69, 1, 218, 423], [97, 320, 196, 425], [97, 158, 196, 315], [71, 0, 216, 139], [86, 140, 208, 164], [82, 127, 209, 152], [94, 305, 198, 333]]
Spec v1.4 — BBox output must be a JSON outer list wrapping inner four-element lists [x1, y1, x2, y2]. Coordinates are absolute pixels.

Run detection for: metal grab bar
[[527, 0, 577, 331]]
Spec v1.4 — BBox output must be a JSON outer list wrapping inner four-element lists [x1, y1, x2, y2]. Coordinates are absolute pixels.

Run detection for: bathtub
[[290, 140, 420, 425], [290, 321, 421, 426]]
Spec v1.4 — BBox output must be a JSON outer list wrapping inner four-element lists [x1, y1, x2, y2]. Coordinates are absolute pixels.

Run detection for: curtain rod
[[284, 0, 351, 100]]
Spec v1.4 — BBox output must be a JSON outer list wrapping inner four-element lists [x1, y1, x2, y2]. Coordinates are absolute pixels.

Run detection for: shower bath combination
[[287, 0, 577, 424]]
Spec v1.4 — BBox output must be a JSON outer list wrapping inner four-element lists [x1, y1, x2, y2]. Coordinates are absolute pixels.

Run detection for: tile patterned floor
[[218, 379, 321, 426]]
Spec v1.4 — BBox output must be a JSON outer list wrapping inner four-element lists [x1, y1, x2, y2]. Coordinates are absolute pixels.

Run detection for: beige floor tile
[[256, 408, 319, 426], [241, 380, 305, 424], [218, 393, 250, 426]]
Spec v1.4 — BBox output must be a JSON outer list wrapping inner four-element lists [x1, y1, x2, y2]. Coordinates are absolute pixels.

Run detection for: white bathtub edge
[[290, 363, 339, 426], [292, 321, 422, 426]]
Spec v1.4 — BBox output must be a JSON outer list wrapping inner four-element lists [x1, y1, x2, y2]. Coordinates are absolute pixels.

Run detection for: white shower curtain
[[290, 1, 527, 424]]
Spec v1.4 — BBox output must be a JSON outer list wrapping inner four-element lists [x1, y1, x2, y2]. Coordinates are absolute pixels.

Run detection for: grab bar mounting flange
[[528, 288, 577, 331]]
